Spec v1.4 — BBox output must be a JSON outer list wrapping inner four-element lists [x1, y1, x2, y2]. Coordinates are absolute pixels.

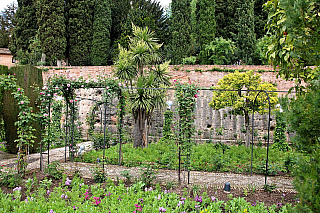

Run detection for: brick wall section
[[41, 65, 297, 91], [0, 54, 16, 67]]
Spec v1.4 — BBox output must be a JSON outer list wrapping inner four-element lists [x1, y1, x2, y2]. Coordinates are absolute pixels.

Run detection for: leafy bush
[[44, 161, 63, 180], [203, 37, 236, 65], [91, 166, 107, 183], [182, 56, 197, 65], [0, 167, 22, 188], [285, 77, 320, 212]]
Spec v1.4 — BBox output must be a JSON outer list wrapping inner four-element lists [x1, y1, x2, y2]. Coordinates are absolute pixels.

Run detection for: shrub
[[44, 161, 63, 179], [182, 56, 197, 65]]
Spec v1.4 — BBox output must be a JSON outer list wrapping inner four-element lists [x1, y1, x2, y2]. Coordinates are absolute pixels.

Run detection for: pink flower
[[70, 100, 73, 103], [194, 94, 198, 98], [119, 83, 122, 86], [173, 79, 176, 82], [17, 88, 21, 91], [67, 84, 70, 87], [20, 101, 24, 104]]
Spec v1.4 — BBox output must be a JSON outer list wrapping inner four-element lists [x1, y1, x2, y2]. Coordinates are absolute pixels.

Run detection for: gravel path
[[0, 141, 294, 192]]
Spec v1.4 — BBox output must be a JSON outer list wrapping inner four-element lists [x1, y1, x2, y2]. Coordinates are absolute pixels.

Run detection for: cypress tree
[[91, 0, 112, 65], [37, 0, 66, 64], [119, 0, 168, 49], [169, 0, 192, 64], [254, 0, 268, 39], [195, 0, 216, 64], [67, 0, 94, 66], [215, 0, 238, 40], [110, 0, 131, 60], [235, 0, 256, 64], [9, 0, 37, 58]]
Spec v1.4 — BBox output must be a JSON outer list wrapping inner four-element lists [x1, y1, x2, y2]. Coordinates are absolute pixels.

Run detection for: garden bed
[[0, 169, 297, 212]]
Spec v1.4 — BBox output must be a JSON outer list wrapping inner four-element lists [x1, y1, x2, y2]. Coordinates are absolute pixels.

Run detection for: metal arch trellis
[[120, 87, 291, 185], [39, 80, 124, 172], [250, 90, 271, 185], [39, 83, 292, 185]]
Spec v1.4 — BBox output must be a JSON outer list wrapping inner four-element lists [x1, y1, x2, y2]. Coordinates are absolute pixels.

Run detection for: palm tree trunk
[[133, 109, 146, 148]]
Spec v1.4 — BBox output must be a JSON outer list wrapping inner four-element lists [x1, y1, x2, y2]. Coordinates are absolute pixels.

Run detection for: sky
[[0, 0, 171, 12]]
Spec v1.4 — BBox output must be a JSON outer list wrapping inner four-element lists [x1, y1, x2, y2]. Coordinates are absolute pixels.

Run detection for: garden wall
[[41, 65, 297, 91], [41, 65, 296, 144]]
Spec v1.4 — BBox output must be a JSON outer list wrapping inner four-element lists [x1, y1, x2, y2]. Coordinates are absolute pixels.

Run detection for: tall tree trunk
[[133, 109, 147, 148]]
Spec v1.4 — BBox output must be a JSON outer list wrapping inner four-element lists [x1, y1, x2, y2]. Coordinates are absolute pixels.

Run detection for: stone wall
[[41, 65, 296, 144], [0, 54, 16, 67]]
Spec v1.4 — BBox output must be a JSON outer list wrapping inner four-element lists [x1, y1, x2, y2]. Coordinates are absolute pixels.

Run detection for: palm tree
[[114, 24, 170, 148]]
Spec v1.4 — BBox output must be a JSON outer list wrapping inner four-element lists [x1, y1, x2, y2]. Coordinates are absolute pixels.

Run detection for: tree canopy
[[265, 0, 320, 84], [209, 70, 278, 146], [115, 25, 170, 148]]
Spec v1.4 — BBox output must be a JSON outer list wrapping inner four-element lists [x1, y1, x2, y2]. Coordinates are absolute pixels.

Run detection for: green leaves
[[265, 0, 320, 83]]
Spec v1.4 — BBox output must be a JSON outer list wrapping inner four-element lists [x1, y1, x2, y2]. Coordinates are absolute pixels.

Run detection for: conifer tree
[[37, 0, 66, 64], [0, 3, 17, 48], [110, 0, 131, 60], [254, 0, 268, 39], [91, 0, 112, 65], [235, 0, 256, 64], [215, 0, 238, 40], [195, 0, 216, 64], [9, 0, 37, 58], [169, 0, 192, 64], [66, 0, 94, 66]]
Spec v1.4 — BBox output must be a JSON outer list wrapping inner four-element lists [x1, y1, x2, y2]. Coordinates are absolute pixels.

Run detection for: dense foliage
[[0, 3, 16, 48], [195, 0, 216, 64], [114, 25, 170, 148], [284, 77, 320, 212], [1, 0, 276, 65], [91, 0, 112, 66], [265, 0, 320, 84], [36, 0, 66, 64], [209, 71, 278, 146], [67, 0, 94, 66], [9, 0, 38, 61], [234, 0, 256, 65], [78, 141, 300, 176], [169, 0, 192, 64], [3, 65, 43, 154]]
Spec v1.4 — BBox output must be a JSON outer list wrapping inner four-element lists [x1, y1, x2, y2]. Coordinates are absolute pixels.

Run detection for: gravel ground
[[0, 141, 294, 192]]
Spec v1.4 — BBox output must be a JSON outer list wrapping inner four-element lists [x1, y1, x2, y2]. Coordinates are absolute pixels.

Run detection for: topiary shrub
[[3, 65, 43, 154]]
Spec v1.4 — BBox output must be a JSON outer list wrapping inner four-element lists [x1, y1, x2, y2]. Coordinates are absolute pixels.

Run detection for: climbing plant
[[38, 73, 125, 160], [163, 110, 173, 140], [0, 73, 37, 173], [174, 81, 198, 170]]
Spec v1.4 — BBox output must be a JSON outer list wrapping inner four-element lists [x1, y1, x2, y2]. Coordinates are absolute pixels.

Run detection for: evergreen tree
[[195, 0, 216, 64], [9, 0, 38, 58], [254, 0, 268, 39], [91, 0, 112, 65], [234, 0, 256, 64], [114, 0, 168, 61], [110, 0, 131, 60], [215, 0, 238, 40], [0, 3, 17, 48], [37, 0, 66, 64], [169, 0, 192, 64], [66, 0, 94, 66]]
